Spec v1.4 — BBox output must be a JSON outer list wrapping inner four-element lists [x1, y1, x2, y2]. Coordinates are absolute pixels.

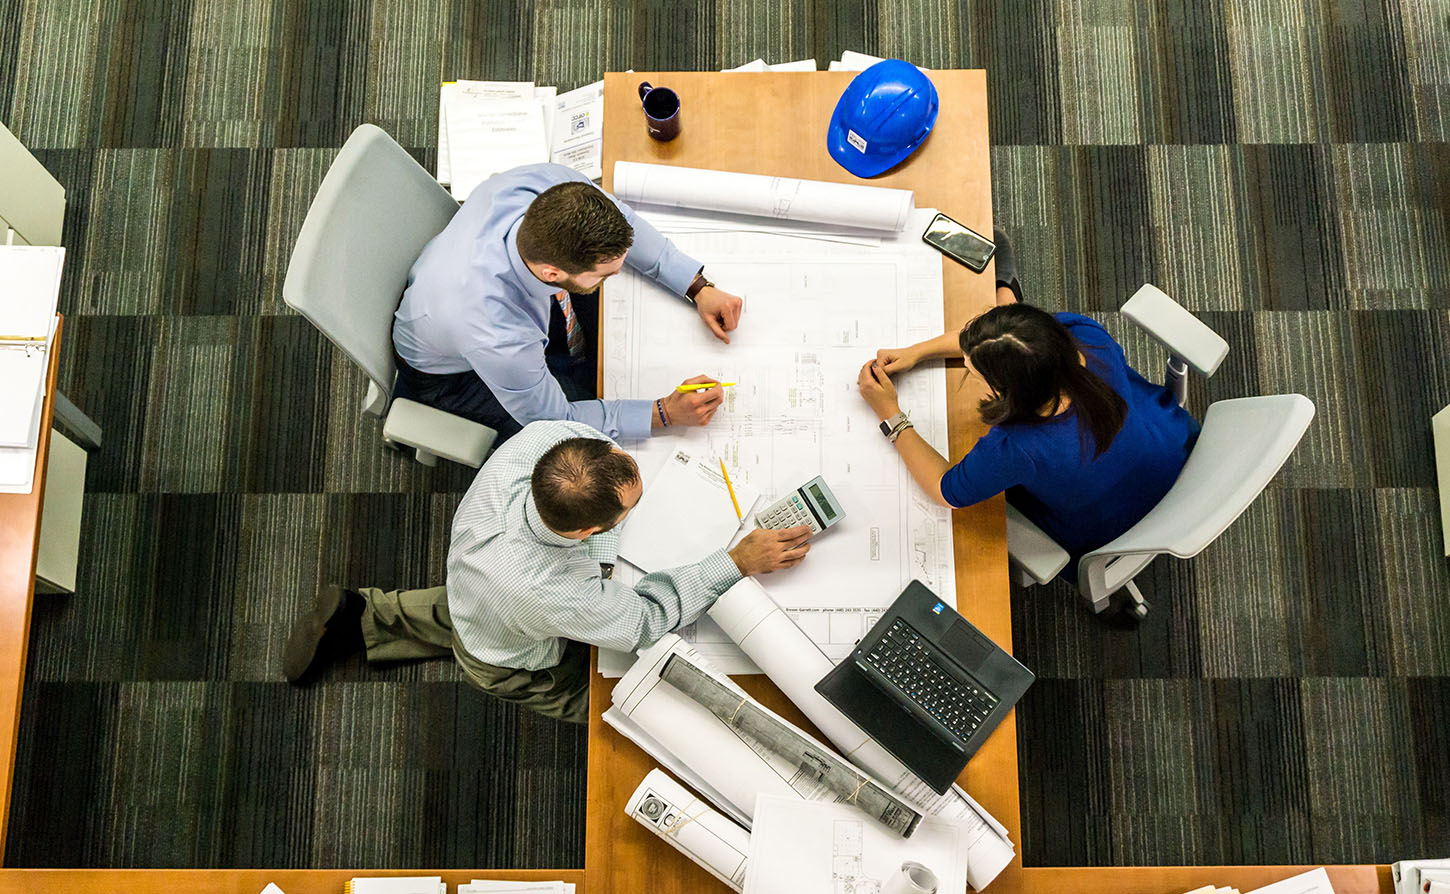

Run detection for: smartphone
[[922, 212, 995, 272]]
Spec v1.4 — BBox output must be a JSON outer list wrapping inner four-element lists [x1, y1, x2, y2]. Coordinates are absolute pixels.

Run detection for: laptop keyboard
[[864, 618, 1000, 741]]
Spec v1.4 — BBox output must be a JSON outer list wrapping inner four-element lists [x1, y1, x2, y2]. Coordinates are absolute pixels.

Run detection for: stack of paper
[[438, 79, 604, 198], [722, 58, 817, 72], [1394, 859, 1450, 894], [1178, 868, 1338, 894], [827, 50, 929, 72], [0, 245, 63, 495], [344, 877, 444, 894], [458, 881, 576, 894]]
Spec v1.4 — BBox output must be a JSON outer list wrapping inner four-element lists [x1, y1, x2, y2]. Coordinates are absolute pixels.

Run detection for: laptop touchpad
[[941, 620, 992, 670]]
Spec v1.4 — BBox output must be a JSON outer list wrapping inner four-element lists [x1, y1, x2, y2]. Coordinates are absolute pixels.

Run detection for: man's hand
[[656, 374, 725, 428], [857, 359, 901, 421], [728, 526, 812, 576], [694, 286, 743, 343]]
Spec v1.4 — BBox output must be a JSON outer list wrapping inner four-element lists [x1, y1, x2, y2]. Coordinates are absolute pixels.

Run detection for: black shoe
[[282, 585, 367, 684], [993, 227, 1025, 303]]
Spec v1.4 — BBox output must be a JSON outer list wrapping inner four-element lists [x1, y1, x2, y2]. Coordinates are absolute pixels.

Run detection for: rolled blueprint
[[708, 577, 1016, 889], [659, 653, 922, 837], [626, 768, 751, 892], [614, 634, 916, 831], [883, 861, 941, 894], [613, 161, 916, 232]]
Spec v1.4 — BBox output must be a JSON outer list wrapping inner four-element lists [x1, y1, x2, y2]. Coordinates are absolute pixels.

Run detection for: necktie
[[554, 290, 586, 358]]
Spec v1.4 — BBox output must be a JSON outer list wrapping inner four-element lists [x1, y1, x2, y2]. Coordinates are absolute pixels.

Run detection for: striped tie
[[554, 290, 586, 358]]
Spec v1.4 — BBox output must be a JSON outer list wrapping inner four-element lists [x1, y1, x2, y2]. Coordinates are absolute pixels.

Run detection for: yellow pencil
[[676, 381, 737, 393], [719, 459, 743, 521]]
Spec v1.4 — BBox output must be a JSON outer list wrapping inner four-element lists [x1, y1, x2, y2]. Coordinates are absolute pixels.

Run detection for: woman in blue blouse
[[857, 234, 1200, 575]]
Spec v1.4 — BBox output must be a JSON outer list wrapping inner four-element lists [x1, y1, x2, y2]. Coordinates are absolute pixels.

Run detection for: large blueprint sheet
[[602, 207, 956, 668]]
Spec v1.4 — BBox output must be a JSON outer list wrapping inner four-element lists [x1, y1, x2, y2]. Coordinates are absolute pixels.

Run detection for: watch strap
[[685, 271, 712, 303]]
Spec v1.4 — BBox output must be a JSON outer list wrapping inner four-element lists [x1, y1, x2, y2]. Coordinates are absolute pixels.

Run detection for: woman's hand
[[875, 345, 919, 374], [857, 360, 901, 421]]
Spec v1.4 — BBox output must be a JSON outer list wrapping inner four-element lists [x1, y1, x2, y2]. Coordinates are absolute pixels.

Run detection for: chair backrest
[[282, 123, 458, 398], [1078, 394, 1315, 597]]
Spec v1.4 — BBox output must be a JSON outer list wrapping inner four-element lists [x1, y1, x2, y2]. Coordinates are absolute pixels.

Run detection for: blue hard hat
[[827, 60, 939, 178]]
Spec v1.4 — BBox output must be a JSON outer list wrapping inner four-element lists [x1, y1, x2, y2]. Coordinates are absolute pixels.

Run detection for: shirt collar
[[524, 493, 582, 548], [505, 218, 562, 302]]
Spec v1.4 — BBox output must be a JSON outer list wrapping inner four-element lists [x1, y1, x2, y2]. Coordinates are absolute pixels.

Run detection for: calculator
[[754, 476, 845, 535]]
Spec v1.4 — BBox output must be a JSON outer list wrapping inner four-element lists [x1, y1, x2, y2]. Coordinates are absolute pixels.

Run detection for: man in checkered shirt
[[282, 420, 811, 724]]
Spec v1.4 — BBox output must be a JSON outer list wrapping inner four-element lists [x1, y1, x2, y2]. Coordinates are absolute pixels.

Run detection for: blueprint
[[743, 795, 970, 894], [602, 205, 956, 670]]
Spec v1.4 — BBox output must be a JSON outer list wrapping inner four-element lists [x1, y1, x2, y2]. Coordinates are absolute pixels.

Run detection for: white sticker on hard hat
[[846, 129, 868, 153]]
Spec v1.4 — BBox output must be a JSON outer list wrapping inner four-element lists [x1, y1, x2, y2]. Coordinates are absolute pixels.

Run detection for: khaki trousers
[[357, 586, 591, 725]]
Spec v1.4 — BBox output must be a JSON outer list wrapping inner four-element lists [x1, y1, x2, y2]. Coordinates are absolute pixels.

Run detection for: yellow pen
[[676, 381, 737, 393], [719, 459, 743, 521]]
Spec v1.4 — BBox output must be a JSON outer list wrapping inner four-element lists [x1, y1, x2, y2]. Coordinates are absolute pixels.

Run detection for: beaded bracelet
[[656, 398, 670, 427]]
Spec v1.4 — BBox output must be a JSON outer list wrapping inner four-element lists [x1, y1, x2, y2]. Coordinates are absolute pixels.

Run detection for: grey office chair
[[283, 123, 497, 468], [1007, 284, 1316, 621]]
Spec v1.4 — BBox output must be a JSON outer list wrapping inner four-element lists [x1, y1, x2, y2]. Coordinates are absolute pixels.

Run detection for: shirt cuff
[[660, 249, 704, 298], [697, 548, 744, 594], [620, 399, 656, 440]]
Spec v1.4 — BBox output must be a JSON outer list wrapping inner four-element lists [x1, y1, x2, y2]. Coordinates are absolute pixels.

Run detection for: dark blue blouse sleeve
[[939, 429, 1034, 509]]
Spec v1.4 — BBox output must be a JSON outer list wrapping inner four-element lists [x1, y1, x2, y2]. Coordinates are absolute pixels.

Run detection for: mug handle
[[638, 82, 652, 103]]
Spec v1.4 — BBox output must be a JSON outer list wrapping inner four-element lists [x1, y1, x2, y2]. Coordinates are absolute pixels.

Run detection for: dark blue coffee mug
[[638, 82, 681, 141]]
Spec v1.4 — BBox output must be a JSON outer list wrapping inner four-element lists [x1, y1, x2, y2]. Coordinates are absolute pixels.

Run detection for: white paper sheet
[[723, 58, 769, 72], [836, 50, 930, 73], [461, 883, 574, 894], [602, 206, 955, 654], [0, 246, 64, 337], [768, 58, 818, 72], [1398, 861, 1450, 894], [617, 447, 757, 574], [744, 794, 970, 894], [0, 348, 46, 448], [437, 80, 537, 186], [446, 93, 549, 199], [612, 161, 916, 233], [1245, 868, 1336, 894], [550, 81, 604, 180], [626, 768, 751, 892]]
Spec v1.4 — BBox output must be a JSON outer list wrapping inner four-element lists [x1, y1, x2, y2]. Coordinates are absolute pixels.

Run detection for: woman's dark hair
[[531, 437, 640, 531], [958, 304, 1127, 459]]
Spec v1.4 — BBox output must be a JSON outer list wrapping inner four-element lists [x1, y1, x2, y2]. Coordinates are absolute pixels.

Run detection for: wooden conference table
[[0, 71, 1389, 894], [580, 71, 1392, 894]]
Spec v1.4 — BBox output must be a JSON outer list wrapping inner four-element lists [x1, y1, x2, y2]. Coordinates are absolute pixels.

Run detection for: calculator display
[[806, 483, 837, 520]]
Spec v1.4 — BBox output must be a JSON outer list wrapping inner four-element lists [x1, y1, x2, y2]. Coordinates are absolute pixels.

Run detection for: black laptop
[[815, 580, 1035, 794]]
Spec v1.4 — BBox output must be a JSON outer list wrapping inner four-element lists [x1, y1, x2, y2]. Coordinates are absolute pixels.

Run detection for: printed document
[[744, 794, 970, 894], [1246, 868, 1337, 894]]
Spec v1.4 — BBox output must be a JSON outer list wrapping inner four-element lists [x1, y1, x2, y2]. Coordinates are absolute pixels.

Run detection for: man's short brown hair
[[516, 182, 634, 274], [530, 437, 640, 531]]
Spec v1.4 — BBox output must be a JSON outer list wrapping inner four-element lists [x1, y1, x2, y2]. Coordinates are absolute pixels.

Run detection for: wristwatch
[[879, 411, 909, 439], [684, 270, 713, 304]]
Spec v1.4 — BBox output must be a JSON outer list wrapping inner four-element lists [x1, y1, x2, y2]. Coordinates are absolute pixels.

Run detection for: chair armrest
[[1121, 284, 1229, 377], [1005, 504, 1070, 585], [383, 399, 497, 468]]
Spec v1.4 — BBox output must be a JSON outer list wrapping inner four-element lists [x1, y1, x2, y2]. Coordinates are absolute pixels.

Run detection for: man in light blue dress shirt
[[393, 163, 745, 443], [282, 420, 812, 724]]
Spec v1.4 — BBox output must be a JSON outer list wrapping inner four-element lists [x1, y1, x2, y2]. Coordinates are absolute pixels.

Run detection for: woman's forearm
[[914, 330, 963, 362], [891, 426, 953, 507]]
